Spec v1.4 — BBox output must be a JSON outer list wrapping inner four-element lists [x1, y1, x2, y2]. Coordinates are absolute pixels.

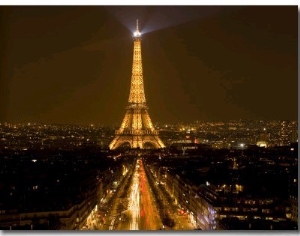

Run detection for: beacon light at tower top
[[133, 19, 141, 37], [134, 31, 141, 37]]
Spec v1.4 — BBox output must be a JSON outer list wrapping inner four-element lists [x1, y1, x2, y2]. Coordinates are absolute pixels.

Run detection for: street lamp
[[240, 143, 245, 156]]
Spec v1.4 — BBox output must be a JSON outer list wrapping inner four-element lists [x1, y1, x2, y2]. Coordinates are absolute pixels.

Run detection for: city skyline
[[0, 6, 297, 125]]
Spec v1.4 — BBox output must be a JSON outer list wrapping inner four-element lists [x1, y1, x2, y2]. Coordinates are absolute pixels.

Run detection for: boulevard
[[82, 156, 194, 230]]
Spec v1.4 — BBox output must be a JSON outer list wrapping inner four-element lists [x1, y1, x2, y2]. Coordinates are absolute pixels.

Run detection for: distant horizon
[[1, 118, 298, 127]]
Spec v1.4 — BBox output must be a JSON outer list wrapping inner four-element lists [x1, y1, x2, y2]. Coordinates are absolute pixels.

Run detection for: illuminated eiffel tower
[[109, 20, 165, 150]]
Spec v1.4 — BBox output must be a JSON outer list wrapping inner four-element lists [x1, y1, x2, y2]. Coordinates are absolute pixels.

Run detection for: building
[[151, 150, 297, 230]]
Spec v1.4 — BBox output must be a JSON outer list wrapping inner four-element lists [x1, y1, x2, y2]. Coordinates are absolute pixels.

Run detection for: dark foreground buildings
[[0, 122, 298, 230], [145, 143, 298, 230], [0, 147, 133, 230]]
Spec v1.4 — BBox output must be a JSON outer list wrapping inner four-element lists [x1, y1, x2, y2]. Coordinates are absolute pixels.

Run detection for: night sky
[[0, 6, 297, 125]]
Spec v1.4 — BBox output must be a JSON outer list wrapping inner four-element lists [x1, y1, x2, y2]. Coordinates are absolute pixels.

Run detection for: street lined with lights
[[128, 163, 140, 230], [82, 156, 175, 230]]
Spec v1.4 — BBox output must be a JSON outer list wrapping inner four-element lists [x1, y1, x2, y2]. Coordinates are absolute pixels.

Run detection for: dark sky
[[0, 6, 297, 125]]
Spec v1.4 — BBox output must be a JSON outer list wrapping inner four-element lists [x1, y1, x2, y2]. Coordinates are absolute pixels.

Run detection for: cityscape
[[0, 6, 298, 231]]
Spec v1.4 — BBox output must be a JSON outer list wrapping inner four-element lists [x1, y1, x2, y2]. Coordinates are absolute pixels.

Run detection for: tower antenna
[[136, 19, 139, 31]]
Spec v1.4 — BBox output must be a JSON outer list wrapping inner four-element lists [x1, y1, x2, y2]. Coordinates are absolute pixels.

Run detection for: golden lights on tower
[[109, 20, 165, 150]]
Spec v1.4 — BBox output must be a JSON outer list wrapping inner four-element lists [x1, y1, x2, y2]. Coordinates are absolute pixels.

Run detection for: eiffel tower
[[109, 20, 165, 150]]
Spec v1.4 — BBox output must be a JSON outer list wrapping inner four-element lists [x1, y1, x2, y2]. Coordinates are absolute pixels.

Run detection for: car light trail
[[128, 162, 140, 230]]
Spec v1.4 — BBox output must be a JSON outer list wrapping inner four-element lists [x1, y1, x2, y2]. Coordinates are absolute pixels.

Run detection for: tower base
[[109, 133, 165, 150]]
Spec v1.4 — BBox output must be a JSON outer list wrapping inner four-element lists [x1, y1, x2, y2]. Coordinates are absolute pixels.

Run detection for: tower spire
[[134, 19, 141, 37]]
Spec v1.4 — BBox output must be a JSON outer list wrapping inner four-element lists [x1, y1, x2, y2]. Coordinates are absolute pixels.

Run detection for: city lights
[[0, 6, 297, 232]]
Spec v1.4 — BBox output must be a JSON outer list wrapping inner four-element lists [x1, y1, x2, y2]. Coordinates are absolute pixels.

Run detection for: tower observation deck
[[109, 20, 165, 150]]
